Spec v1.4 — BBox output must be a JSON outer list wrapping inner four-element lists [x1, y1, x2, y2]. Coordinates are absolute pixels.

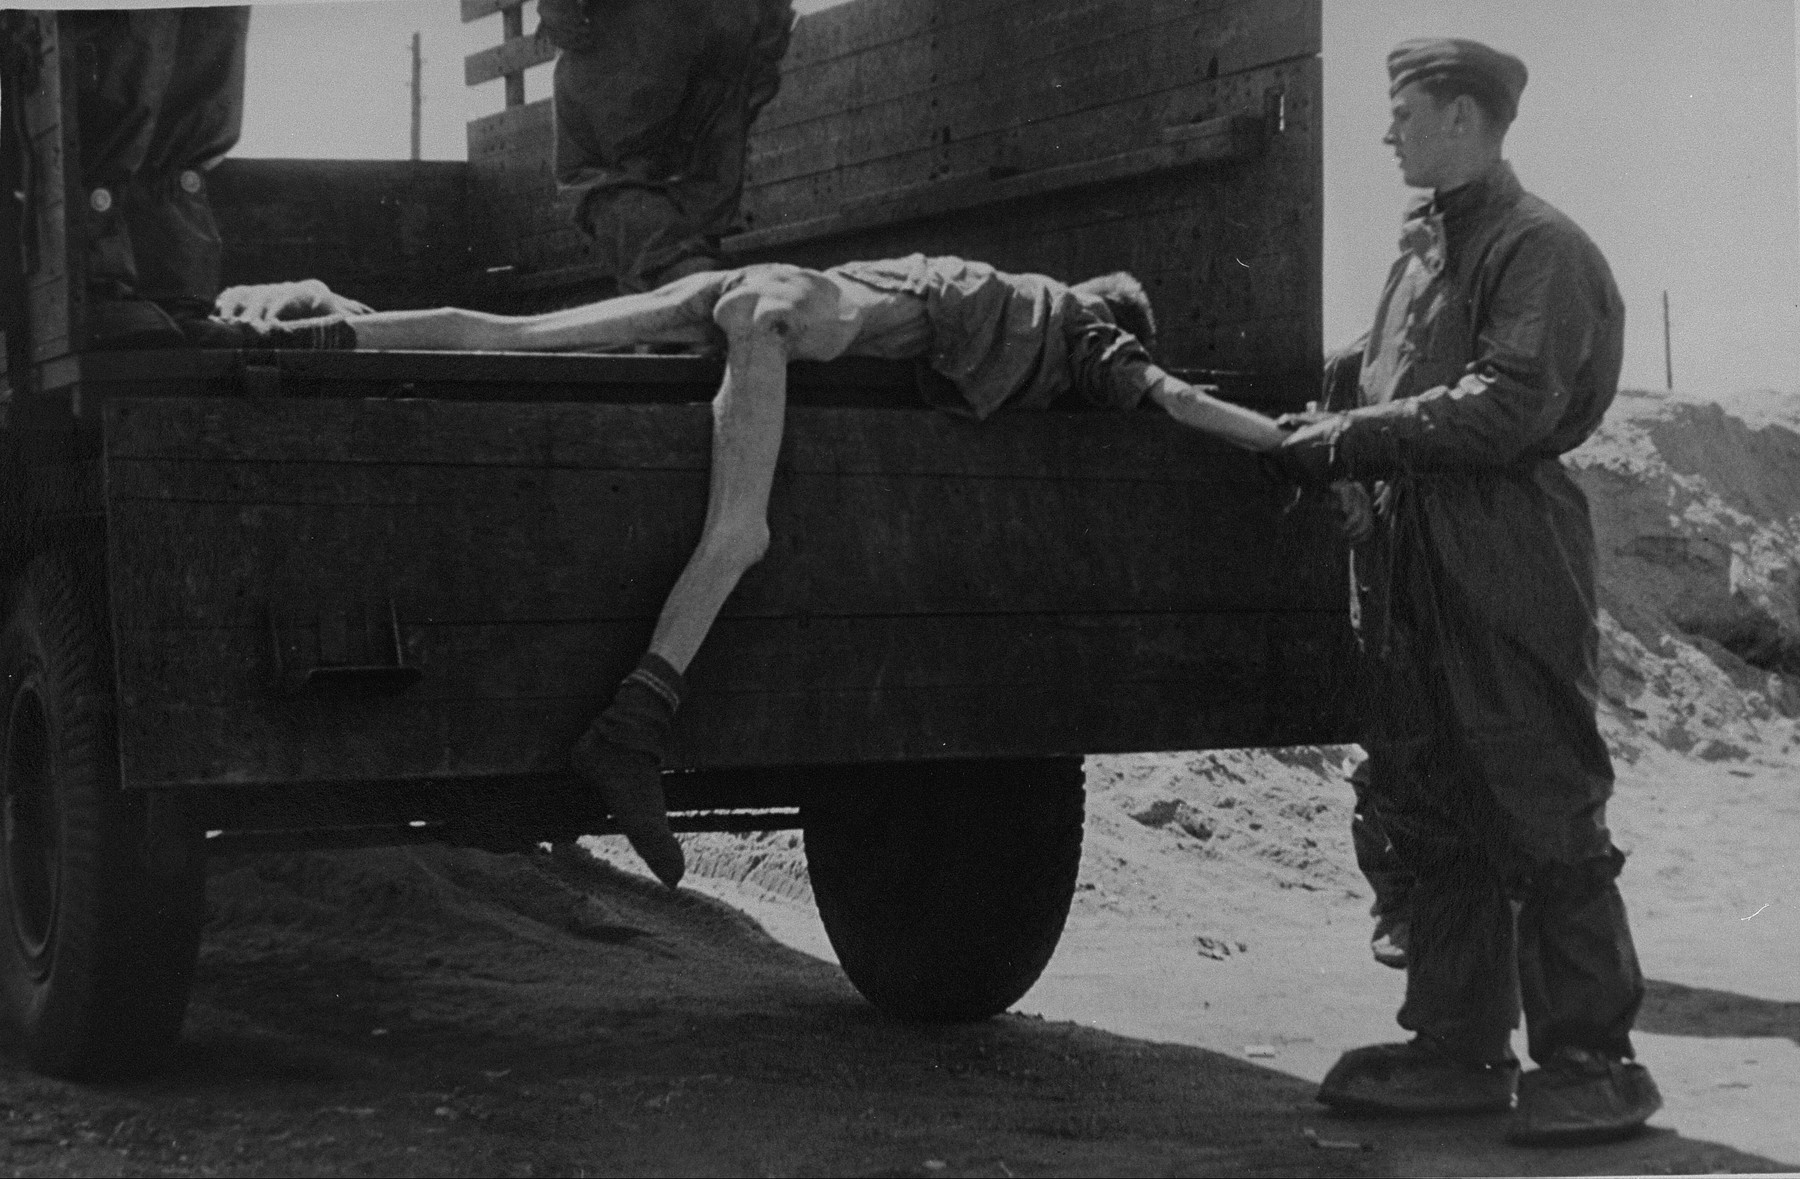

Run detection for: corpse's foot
[[570, 728, 685, 889]]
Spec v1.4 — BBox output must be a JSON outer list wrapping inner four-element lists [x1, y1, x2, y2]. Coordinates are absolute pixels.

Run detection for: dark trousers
[[67, 7, 249, 310], [549, 0, 788, 293], [1357, 617, 1645, 1067]]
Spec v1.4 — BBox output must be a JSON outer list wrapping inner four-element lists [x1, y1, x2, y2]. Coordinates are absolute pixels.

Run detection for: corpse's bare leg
[[571, 307, 790, 887]]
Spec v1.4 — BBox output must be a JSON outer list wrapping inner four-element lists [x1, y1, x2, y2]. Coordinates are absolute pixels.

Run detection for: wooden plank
[[460, 0, 520, 22], [104, 463, 1333, 630], [101, 398, 1268, 481], [465, 32, 556, 89], [65, 352, 960, 409], [466, 100, 553, 157], [760, 0, 1318, 134], [114, 649, 1351, 787], [740, 58, 1302, 228], [19, 14, 82, 363], [729, 115, 1266, 254], [775, 0, 1316, 80], [119, 611, 1340, 710]]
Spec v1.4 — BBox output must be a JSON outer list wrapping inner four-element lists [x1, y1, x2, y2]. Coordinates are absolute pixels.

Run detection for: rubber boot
[[1318, 1036, 1518, 1116], [1508, 1047, 1662, 1146]]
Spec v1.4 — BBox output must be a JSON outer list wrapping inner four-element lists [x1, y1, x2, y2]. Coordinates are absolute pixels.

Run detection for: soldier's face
[[1384, 83, 1455, 189]]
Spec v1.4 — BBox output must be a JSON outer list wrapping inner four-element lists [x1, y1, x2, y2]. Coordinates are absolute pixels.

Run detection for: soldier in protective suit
[[1273, 40, 1662, 1146], [536, 0, 794, 294], [64, 7, 252, 347]]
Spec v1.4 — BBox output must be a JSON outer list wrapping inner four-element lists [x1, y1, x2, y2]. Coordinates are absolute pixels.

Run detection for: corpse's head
[[1383, 39, 1525, 192], [1071, 271, 1157, 350]]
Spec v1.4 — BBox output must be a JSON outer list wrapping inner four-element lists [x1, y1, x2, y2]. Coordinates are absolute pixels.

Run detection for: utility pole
[[1662, 289, 1673, 391], [410, 31, 423, 161]]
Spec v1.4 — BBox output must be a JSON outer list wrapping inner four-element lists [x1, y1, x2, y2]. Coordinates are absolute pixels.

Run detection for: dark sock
[[571, 654, 687, 888]]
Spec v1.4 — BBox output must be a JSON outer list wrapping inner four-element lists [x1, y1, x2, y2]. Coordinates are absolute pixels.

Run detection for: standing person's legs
[[68, 9, 186, 345], [1515, 842, 1643, 1065], [1388, 746, 1521, 1067], [1485, 730, 1655, 1144], [551, 2, 717, 294], [122, 5, 249, 323], [570, 290, 793, 887], [1319, 655, 1522, 1116]]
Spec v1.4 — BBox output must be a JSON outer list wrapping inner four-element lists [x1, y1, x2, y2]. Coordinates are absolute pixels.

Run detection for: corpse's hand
[[1265, 415, 1342, 488], [214, 280, 373, 326], [1330, 480, 1375, 545]]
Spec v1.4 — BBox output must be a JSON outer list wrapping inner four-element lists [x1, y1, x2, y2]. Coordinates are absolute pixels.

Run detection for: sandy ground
[[3, 739, 1794, 1178], [669, 740, 1800, 1177]]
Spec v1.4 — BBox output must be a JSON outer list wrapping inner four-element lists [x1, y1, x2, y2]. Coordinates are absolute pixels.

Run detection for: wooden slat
[[102, 398, 1267, 481], [104, 465, 1328, 630], [460, 0, 520, 22], [20, 13, 83, 363], [728, 115, 1265, 255], [114, 643, 1350, 787], [121, 612, 1337, 710], [761, 0, 1318, 136], [465, 32, 556, 88], [741, 58, 1299, 227]]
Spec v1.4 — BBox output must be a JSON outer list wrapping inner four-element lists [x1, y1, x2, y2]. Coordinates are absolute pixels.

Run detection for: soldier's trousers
[[1358, 616, 1645, 1068], [550, 0, 779, 294], [66, 7, 249, 310]]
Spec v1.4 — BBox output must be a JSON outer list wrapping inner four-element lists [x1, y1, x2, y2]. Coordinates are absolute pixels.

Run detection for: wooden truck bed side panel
[[103, 393, 1350, 790]]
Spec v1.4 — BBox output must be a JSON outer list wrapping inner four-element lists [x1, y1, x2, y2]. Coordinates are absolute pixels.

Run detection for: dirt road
[[2, 759, 1791, 1179]]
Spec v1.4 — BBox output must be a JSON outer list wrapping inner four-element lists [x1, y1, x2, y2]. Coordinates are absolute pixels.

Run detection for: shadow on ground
[[0, 846, 1789, 1177], [1639, 979, 1800, 1045]]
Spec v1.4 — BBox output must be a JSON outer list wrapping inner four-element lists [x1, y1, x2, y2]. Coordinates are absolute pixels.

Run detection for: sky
[[216, 0, 1800, 398]]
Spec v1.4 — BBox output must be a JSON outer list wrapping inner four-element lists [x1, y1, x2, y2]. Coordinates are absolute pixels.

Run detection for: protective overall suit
[[537, 0, 794, 293], [1303, 160, 1643, 1071]]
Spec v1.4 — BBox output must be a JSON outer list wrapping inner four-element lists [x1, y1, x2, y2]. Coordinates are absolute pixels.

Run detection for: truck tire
[[804, 758, 1084, 1021], [0, 549, 205, 1079]]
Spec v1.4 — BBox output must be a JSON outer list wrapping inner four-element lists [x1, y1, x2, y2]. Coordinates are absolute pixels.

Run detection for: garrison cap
[[1387, 38, 1528, 124]]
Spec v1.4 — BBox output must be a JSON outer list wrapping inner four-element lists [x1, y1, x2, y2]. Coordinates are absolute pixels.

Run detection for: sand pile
[[1569, 387, 1800, 762]]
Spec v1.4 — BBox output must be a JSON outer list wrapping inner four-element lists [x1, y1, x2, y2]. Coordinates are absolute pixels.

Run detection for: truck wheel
[[804, 758, 1084, 1021], [0, 550, 205, 1079]]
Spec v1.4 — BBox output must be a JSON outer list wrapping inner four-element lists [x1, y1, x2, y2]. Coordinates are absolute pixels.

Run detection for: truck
[[0, 0, 1349, 1080]]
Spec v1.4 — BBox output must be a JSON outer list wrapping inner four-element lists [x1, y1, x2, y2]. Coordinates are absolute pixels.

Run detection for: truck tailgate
[[102, 390, 1350, 791]]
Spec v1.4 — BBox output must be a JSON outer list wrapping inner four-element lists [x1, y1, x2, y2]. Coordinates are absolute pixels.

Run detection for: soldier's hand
[[1275, 409, 1334, 431], [1267, 416, 1342, 487], [215, 280, 373, 326]]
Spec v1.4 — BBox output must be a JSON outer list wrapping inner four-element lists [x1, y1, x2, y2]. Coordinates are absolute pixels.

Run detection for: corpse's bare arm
[[1142, 365, 1288, 451], [217, 274, 721, 353]]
